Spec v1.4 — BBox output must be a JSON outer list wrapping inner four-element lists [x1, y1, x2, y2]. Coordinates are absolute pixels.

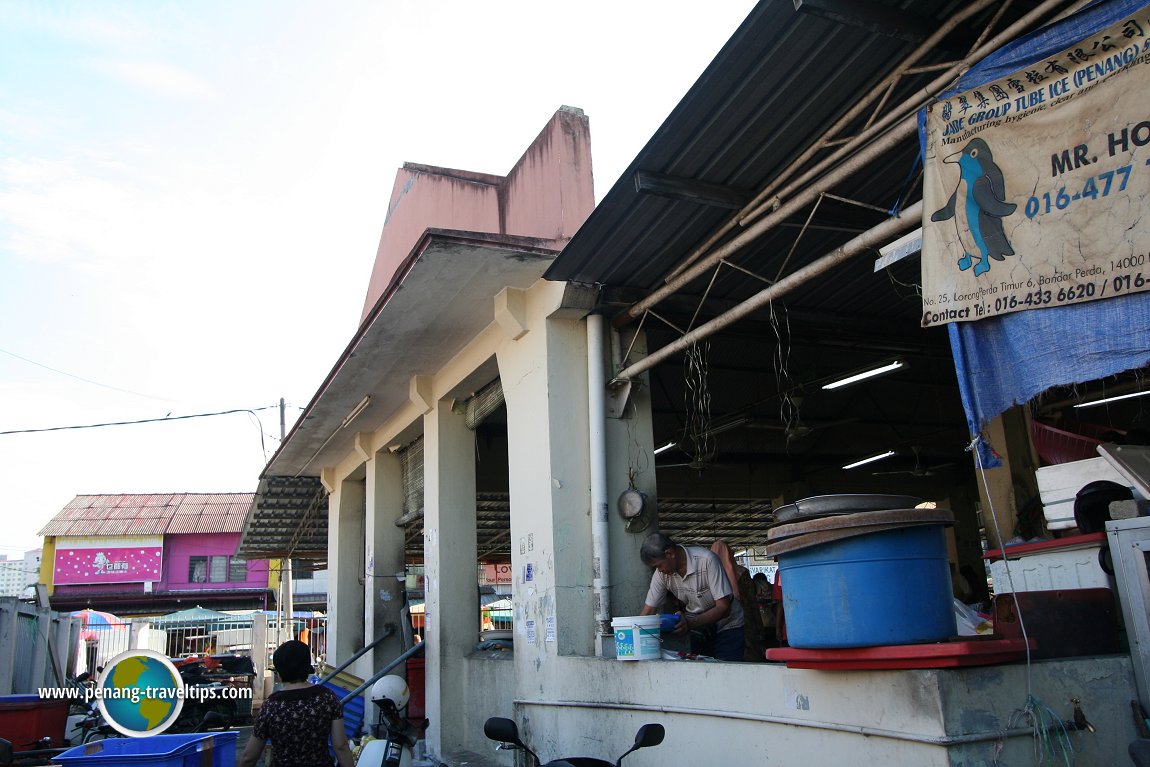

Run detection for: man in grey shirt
[[639, 531, 745, 660]]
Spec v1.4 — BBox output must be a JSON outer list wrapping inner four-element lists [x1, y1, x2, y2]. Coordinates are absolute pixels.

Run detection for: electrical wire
[[0, 405, 281, 436], [973, 434, 1077, 766], [0, 347, 174, 402]]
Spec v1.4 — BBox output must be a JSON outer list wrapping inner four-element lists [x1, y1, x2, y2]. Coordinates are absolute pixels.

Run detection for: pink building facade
[[41, 494, 275, 615], [360, 106, 594, 321]]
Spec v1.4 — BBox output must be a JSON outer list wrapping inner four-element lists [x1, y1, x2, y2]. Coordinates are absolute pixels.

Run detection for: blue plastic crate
[[54, 731, 237, 767]]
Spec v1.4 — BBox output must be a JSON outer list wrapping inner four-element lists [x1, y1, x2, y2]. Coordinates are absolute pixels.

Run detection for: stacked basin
[[766, 494, 956, 649]]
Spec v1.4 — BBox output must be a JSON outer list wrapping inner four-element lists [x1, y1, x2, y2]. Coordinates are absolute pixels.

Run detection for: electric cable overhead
[[0, 347, 173, 402], [0, 405, 281, 436]]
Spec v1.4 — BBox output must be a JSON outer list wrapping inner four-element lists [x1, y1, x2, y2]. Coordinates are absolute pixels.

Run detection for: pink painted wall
[[360, 107, 595, 322], [54, 545, 163, 585], [162, 533, 270, 591]]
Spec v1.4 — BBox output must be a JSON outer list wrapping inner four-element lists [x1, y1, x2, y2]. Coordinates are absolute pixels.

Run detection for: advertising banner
[[55, 536, 163, 585], [921, 2, 1150, 326]]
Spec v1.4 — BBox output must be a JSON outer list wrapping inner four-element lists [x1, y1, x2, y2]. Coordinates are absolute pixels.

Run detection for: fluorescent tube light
[[842, 450, 896, 470], [1073, 390, 1150, 409], [653, 442, 677, 455], [874, 228, 922, 272], [823, 360, 905, 390], [341, 395, 372, 429]]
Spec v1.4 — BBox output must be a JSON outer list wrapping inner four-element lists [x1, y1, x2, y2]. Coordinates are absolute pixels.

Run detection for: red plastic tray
[[983, 532, 1106, 562], [765, 637, 1033, 670]]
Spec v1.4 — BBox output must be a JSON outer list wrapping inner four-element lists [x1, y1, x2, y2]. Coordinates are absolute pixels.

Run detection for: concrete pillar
[[604, 329, 659, 623], [251, 614, 268, 710], [423, 399, 477, 756], [328, 478, 366, 666], [364, 450, 407, 682], [498, 307, 658, 663]]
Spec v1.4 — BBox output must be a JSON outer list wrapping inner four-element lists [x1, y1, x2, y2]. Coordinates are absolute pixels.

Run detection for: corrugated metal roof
[[236, 477, 328, 560], [536, 0, 1063, 494], [38, 493, 256, 537], [547, 0, 1051, 323]]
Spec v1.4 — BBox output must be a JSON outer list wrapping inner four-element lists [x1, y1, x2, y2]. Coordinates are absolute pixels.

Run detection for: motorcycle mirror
[[634, 723, 665, 749], [615, 723, 666, 766], [484, 717, 541, 765], [483, 717, 521, 746]]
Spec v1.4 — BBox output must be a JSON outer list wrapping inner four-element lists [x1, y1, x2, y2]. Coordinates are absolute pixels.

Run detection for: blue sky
[[0, 1, 757, 554]]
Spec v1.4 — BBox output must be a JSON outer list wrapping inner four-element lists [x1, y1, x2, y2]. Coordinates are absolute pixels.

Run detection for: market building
[[240, 1, 1150, 764]]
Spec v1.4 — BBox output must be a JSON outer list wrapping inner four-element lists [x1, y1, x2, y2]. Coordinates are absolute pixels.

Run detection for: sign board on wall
[[481, 563, 512, 585], [921, 3, 1150, 326], [54, 536, 163, 585]]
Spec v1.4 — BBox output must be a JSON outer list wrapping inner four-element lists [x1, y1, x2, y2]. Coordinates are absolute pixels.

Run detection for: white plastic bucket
[[612, 615, 661, 661]]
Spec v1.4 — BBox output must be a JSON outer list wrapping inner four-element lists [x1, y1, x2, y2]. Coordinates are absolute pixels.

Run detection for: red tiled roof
[[38, 493, 255, 537]]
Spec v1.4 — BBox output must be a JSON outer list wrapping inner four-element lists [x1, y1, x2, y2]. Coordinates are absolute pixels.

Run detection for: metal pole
[[280, 397, 294, 644], [613, 200, 922, 382], [617, 0, 1072, 327], [339, 641, 425, 705], [664, 0, 999, 283], [319, 624, 397, 685]]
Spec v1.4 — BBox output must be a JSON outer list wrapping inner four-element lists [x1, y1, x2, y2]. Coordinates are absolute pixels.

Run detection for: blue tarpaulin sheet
[[918, 0, 1150, 465]]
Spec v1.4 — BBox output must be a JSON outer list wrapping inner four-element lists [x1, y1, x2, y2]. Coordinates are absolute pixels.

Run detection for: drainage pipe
[[614, 200, 922, 382], [587, 312, 612, 647], [515, 698, 1077, 748]]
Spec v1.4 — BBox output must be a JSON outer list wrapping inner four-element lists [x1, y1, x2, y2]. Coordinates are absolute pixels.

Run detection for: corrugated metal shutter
[[400, 437, 424, 523], [463, 378, 504, 430]]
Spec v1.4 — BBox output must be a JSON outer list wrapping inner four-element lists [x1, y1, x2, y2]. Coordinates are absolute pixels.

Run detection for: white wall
[[461, 651, 1134, 766]]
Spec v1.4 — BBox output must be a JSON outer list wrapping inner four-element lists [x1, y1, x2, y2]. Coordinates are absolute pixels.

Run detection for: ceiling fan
[[657, 455, 743, 471], [747, 415, 859, 441], [871, 446, 955, 477], [655, 444, 742, 472]]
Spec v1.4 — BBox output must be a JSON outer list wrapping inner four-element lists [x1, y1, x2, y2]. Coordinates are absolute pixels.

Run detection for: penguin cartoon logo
[[930, 138, 1017, 276]]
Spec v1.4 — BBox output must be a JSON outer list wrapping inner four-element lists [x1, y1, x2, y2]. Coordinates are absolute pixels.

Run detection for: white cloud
[[88, 58, 214, 101]]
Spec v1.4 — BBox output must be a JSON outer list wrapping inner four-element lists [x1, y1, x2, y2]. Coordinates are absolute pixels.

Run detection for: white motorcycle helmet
[[370, 674, 410, 709]]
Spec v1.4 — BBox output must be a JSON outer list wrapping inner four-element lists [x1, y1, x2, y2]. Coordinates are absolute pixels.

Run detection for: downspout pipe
[[587, 312, 611, 647]]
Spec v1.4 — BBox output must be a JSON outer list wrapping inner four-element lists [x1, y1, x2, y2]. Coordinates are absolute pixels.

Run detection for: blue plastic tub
[[778, 525, 956, 648], [54, 732, 237, 767]]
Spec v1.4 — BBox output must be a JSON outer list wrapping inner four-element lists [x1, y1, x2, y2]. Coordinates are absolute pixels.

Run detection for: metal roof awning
[[545, 0, 1060, 337], [236, 476, 328, 560]]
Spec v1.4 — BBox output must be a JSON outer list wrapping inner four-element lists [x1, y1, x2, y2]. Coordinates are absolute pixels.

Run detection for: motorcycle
[[355, 675, 433, 767], [65, 701, 117, 744], [483, 716, 664, 767], [167, 654, 251, 732]]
